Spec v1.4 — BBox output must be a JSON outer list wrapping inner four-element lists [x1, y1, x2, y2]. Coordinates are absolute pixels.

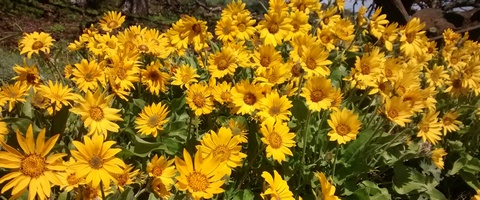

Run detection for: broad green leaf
[[119, 187, 134, 200], [341, 128, 374, 165], [57, 191, 68, 200], [460, 171, 480, 191], [291, 98, 308, 121], [351, 181, 391, 200], [393, 163, 428, 194]]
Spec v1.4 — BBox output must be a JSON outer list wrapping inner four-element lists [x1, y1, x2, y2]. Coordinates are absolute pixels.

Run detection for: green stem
[[134, 188, 147, 199], [100, 181, 106, 200], [370, 124, 401, 166], [302, 110, 312, 164], [296, 72, 305, 99], [331, 145, 340, 179]]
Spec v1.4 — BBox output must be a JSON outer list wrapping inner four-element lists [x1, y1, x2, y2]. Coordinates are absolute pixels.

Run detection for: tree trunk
[[121, 0, 150, 14]]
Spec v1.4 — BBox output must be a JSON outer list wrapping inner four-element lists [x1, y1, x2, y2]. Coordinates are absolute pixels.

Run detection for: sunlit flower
[[135, 102, 170, 137], [0, 81, 29, 112], [233, 12, 256, 41], [141, 61, 171, 95], [37, 80, 80, 113], [186, 83, 214, 116], [441, 111, 462, 135], [231, 80, 264, 115], [70, 135, 126, 188], [212, 81, 233, 105], [260, 120, 296, 163], [257, 91, 292, 124], [172, 64, 200, 89], [327, 108, 361, 144], [431, 148, 447, 169], [72, 59, 106, 92], [208, 47, 238, 79], [261, 170, 294, 200], [12, 60, 40, 88], [175, 149, 229, 200], [257, 11, 293, 46], [383, 96, 413, 127], [315, 172, 340, 200], [19, 31, 55, 58], [99, 11, 125, 32], [301, 76, 335, 112], [0, 124, 66, 200], [115, 164, 140, 192], [70, 89, 123, 137], [417, 110, 442, 145]]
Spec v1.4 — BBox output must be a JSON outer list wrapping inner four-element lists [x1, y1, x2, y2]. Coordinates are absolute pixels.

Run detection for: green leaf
[[170, 95, 186, 113], [2, 117, 32, 134], [352, 181, 391, 200], [119, 187, 134, 200], [291, 98, 308, 121], [51, 106, 70, 134], [393, 163, 427, 195], [120, 135, 167, 157], [460, 171, 480, 191], [341, 128, 374, 165], [449, 157, 467, 175], [57, 191, 68, 200]]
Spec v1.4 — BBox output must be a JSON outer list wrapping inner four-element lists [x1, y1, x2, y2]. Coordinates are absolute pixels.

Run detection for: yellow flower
[[301, 76, 335, 112], [19, 31, 55, 58], [70, 135, 126, 188], [59, 158, 85, 192], [286, 10, 311, 41], [350, 48, 384, 90], [383, 96, 413, 127], [224, 118, 248, 143], [335, 0, 345, 12], [417, 110, 442, 145], [441, 111, 462, 135], [172, 64, 200, 89], [135, 102, 170, 137], [12, 59, 40, 89], [72, 59, 106, 92], [208, 47, 238, 79], [231, 80, 264, 115], [289, 0, 321, 13], [115, 164, 140, 192], [197, 127, 246, 174], [253, 44, 283, 74], [400, 18, 427, 57], [175, 149, 229, 200], [472, 190, 480, 200], [99, 11, 125, 32], [315, 172, 340, 200], [147, 155, 177, 182], [37, 80, 80, 114], [369, 8, 389, 39], [260, 120, 296, 163], [0, 81, 29, 112], [0, 117, 7, 142], [382, 22, 399, 51], [76, 184, 112, 200], [260, 170, 294, 200], [431, 148, 447, 169], [301, 44, 332, 77], [233, 12, 256, 41], [107, 49, 141, 91], [269, 0, 289, 13], [142, 61, 171, 95], [70, 89, 123, 137], [215, 17, 237, 43], [222, 0, 249, 17], [255, 63, 290, 87], [257, 11, 293, 46], [179, 15, 212, 52], [327, 108, 361, 145], [151, 177, 173, 199], [357, 6, 367, 27], [332, 18, 355, 42], [0, 124, 66, 200], [212, 81, 233, 105], [186, 83, 214, 116], [257, 91, 292, 124], [425, 64, 449, 88]]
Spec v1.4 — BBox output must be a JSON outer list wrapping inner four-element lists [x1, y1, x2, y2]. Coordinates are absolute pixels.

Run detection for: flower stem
[[302, 110, 312, 164], [331, 145, 340, 179], [100, 181, 106, 200]]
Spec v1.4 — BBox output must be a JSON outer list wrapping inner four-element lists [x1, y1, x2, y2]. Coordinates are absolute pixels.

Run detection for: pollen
[[32, 41, 44, 50], [89, 106, 104, 121], [269, 132, 283, 149], [21, 154, 46, 178], [187, 172, 209, 192], [88, 155, 104, 169]]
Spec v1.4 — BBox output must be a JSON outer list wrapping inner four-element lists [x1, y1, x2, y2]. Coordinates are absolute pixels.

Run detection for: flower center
[[148, 71, 160, 81], [152, 166, 163, 176], [452, 79, 462, 88], [217, 58, 229, 70], [89, 106, 104, 121], [222, 27, 230, 34], [193, 93, 206, 107], [310, 90, 324, 102], [336, 123, 351, 136], [306, 58, 316, 70], [117, 173, 128, 186], [420, 123, 429, 132], [361, 63, 370, 75], [138, 44, 149, 52], [84, 72, 94, 82], [260, 56, 270, 67], [32, 41, 44, 50], [221, 92, 232, 102], [192, 24, 202, 34], [21, 154, 46, 178], [107, 21, 118, 28], [213, 145, 230, 162], [182, 74, 192, 83], [67, 172, 81, 186], [238, 23, 246, 32], [269, 106, 281, 116], [89, 155, 104, 169], [268, 23, 279, 34], [148, 115, 160, 128], [243, 92, 257, 105], [26, 73, 37, 84], [269, 132, 282, 149], [187, 172, 209, 192], [388, 109, 399, 119], [291, 63, 303, 77], [443, 117, 452, 125], [83, 186, 100, 199], [293, 23, 300, 31], [116, 68, 127, 79], [406, 32, 416, 43]]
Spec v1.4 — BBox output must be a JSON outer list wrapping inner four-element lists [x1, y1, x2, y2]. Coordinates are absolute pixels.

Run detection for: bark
[[121, 0, 150, 14]]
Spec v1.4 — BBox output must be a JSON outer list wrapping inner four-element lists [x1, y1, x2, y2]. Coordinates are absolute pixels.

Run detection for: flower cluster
[[1, 0, 479, 199]]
